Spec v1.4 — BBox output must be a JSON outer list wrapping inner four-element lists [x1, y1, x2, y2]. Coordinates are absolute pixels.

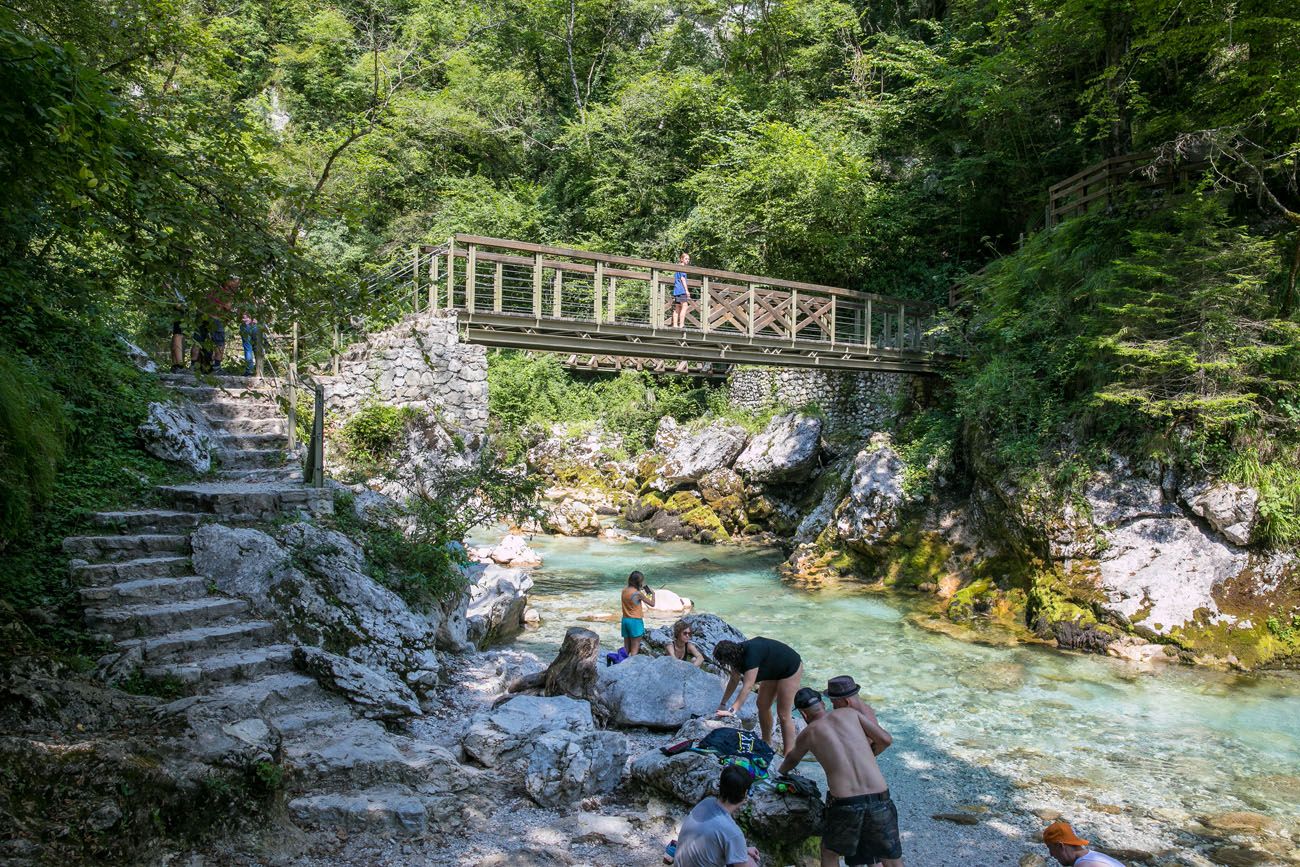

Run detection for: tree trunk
[[507, 626, 602, 704]]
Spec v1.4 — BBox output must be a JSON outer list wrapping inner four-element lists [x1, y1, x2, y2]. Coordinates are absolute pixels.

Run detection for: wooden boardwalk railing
[[1047, 151, 1208, 226], [407, 235, 942, 373]]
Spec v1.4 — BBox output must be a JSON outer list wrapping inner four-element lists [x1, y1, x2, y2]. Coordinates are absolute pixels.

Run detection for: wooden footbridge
[[403, 235, 944, 373]]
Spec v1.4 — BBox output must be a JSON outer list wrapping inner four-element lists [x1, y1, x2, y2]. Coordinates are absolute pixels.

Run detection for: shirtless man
[[777, 688, 902, 867]]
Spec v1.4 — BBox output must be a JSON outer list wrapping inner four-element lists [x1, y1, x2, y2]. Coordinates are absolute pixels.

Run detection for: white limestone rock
[[629, 746, 720, 805], [544, 499, 602, 537], [654, 416, 682, 452], [137, 401, 213, 474], [651, 422, 749, 491], [1181, 481, 1259, 546], [119, 337, 157, 373], [466, 563, 534, 648], [524, 729, 629, 807], [832, 433, 911, 549], [596, 654, 757, 730], [733, 412, 822, 483], [462, 694, 595, 769], [646, 587, 693, 613], [488, 533, 543, 567], [293, 646, 421, 720]]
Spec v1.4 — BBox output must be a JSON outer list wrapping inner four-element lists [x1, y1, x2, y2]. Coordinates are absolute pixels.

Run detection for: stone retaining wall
[[727, 367, 912, 433], [319, 312, 488, 433]]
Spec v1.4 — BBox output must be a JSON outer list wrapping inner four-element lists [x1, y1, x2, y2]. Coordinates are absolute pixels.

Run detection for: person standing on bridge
[[672, 252, 693, 329]]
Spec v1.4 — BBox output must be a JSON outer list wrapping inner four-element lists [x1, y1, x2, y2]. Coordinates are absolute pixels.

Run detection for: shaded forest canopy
[[3, 0, 1300, 588]]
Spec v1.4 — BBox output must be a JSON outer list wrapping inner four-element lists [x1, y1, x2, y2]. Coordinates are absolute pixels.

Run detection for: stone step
[[159, 482, 332, 521], [166, 672, 322, 721], [199, 400, 284, 421], [215, 448, 288, 470], [72, 556, 193, 586], [88, 596, 250, 641], [169, 384, 279, 404], [215, 468, 304, 483], [145, 643, 295, 687], [217, 432, 289, 452], [91, 510, 204, 534], [130, 620, 278, 663], [268, 704, 356, 736], [282, 720, 435, 789], [206, 416, 289, 435], [159, 372, 271, 389], [288, 786, 431, 836], [62, 533, 191, 562], [78, 575, 209, 606]]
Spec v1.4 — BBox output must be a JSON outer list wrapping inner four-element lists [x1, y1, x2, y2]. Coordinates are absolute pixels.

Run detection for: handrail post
[[311, 384, 325, 488], [593, 261, 603, 322], [898, 302, 906, 352], [829, 296, 836, 347], [412, 247, 421, 314], [253, 324, 265, 378], [606, 277, 616, 323], [532, 254, 543, 318], [789, 289, 797, 344], [866, 298, 873, 350], [446, 237, 455, 309], [332, 321, 340, 376], [552, 270, 562, 318], [494, 262, 504, 313], [651, 269, 661, 330], [428, 248, 438, 310], [701, 277, 710, 333], [287, 320, 299, 451], [466, 243, 477, 312], [747, 284, 756, 338]]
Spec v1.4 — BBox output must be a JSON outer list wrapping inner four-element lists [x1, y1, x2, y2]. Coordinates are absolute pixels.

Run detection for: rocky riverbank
[[521, 413, 1299, 671]]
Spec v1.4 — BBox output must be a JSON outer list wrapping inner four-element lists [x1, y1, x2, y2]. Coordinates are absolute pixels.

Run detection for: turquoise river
[[492, 532, 1300, 851]]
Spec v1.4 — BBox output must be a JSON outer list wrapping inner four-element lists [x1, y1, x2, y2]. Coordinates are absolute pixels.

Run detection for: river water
[[502, 534, 1300, 833]]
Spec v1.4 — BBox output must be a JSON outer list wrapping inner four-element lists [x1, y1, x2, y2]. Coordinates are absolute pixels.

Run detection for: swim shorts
[[620, 616, 645, 639], [822, 790, 902, 865]]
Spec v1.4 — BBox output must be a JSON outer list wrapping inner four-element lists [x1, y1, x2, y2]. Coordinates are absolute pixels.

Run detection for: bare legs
[[774, 665, 802, 753], [624, 634, 643, 656]]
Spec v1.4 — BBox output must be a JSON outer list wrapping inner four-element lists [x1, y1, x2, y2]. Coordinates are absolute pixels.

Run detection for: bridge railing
[[414, 235, 938, 355]]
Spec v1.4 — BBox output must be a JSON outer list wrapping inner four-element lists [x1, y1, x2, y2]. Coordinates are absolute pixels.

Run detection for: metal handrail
[[256, 325, 326, 489]]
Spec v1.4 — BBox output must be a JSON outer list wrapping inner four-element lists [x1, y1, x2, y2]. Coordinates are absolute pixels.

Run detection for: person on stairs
[[713, 637, 803, 753], [778, 688, 901, 867], [1042, 821, 1126, 866], [673, 765, 762, 867], [620, 570, 656, 657]]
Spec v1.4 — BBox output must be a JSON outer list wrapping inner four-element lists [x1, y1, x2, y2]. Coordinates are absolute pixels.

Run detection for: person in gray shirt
[[674, 766, 762, 867]]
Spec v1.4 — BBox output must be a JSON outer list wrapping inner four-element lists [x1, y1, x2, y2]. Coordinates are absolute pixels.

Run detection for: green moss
[[635, 452, 663, 482], [947, 577, 994, 619], [1166, 614, 1299, 669], [1024, 566, 1099, 632], [639, 492, 665, 511], [682, 505, 731, 541], [879, 530, 952, 588], [664, 490, 703, 514]]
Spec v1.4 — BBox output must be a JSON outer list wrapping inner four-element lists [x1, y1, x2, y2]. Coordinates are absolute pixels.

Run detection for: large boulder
[[524, 729, 629, 807], [486, 533, 542, 568], [1181, 481, 1259, 547], [651, 422, 749, 491], [644, 614, 746, 670], [466, 563, 534, 648], [629, 746, 721, 805], [746, 786, 826, 845], [654, 416, 682, 452], [647, 588, 693, 613], [733, 413, 822, 483], [137, 401, 213, 474], [698, 468, 744, 504], [596, 654, 757, 730], [293, 646, 420, 720], [832, 433, 911, 549], [544, 499, 602, 537], [527, 423, 624, 482], [191, 522, 465, 699], [462, 695, 594, 769]]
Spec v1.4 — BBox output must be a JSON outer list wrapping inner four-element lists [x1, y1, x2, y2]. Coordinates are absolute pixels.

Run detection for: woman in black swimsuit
[[713, 637, 803, 753]]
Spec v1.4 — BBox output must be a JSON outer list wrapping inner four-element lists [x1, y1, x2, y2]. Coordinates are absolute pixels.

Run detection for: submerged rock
[[733, 412, 822, 483], [137, 401, 214, 474]]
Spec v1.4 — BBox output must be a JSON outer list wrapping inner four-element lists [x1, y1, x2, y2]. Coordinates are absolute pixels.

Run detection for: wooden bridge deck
[[412, 235, 944, 373]]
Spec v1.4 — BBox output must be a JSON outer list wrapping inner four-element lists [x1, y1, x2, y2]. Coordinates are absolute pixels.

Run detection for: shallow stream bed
[[499, 533, 1300, 862]]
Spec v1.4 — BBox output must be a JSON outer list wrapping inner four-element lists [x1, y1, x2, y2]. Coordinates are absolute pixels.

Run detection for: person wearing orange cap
[[1043, 821, 1125, 866]]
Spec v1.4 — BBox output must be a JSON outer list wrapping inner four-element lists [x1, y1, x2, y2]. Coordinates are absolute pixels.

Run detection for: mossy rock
[[879, 529, 952, 589], [635, 452, 664, 482], [947, 578, 996, 620], [639, 492, 665, 511], [741, 523, 763, 535], [709, 493, 747, 531], [682, 505, 731, 541], [663, 490, 703, 514]]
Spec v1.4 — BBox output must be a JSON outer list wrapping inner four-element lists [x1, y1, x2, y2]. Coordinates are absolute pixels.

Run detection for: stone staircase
[[63, 371, 476, 839]]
